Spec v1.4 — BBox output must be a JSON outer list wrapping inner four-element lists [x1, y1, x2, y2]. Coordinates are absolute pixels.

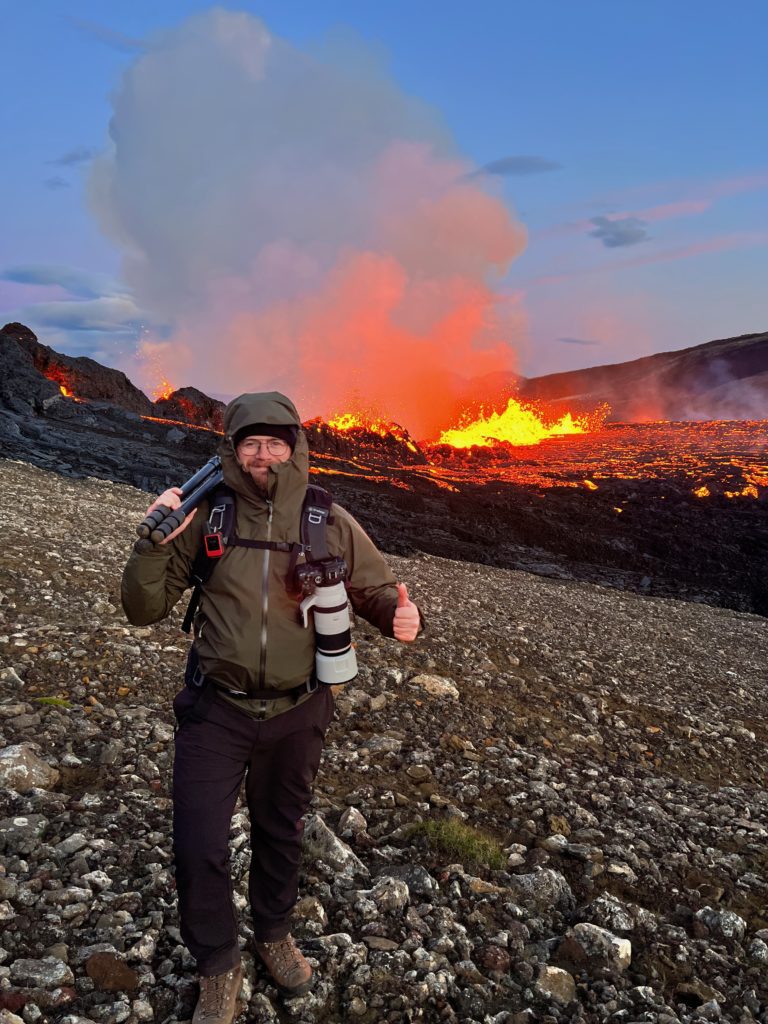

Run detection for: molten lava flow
[[43, 366, 80, 401], [141, 415, 221, 434], [328, 411, 419, 453], [725, 484, 760, 499], [152, 378, 175, 401], [437, 398, 609, 448], [329, 412, 390, 435]]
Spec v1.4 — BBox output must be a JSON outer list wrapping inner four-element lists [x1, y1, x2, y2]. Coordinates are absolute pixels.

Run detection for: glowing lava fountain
[[437, 397, 610, 448], [152, 378, 175, 402]]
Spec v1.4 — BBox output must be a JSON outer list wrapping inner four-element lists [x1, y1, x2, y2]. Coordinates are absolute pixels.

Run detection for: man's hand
[[144, 487, 197, 545], [393, 583, 420, 642]]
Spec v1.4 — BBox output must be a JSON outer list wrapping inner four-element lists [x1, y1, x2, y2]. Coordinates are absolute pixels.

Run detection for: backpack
[[181, 483, 334, 634]]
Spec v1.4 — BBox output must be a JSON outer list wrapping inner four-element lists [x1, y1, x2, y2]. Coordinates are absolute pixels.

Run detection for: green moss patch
[[407, 818, 506, 871]]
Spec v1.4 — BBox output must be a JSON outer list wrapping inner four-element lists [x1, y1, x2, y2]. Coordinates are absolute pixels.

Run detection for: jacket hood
[[218, 392, 309, 539], [223, 392, 301, 437]]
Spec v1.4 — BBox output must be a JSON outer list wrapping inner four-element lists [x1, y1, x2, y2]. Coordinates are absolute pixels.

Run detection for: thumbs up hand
[[393, 583, 420, 642]]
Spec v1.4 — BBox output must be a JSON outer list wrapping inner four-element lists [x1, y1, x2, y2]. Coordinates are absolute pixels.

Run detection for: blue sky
[[2, 1, 767, 410]]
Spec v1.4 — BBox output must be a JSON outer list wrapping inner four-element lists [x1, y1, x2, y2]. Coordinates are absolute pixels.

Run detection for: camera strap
[[301, 485, 333, 561]]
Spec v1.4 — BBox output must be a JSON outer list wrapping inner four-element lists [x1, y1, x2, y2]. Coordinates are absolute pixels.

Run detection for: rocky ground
[[1, 457, 768, 1024]]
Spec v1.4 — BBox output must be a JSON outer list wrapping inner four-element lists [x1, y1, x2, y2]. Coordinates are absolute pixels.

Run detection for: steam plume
[[90, 9, 526, 437]]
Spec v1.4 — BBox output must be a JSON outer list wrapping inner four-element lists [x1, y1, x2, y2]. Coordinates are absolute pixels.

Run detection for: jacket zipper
[[258, 499, 273, 690]]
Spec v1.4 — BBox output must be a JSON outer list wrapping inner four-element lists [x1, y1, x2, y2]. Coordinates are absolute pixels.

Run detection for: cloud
[[65, 16, 143, 53], [558, 336, 601, 346], [629, 198, 712, 222], [44, 176, 70, 190], [1, 265, 129, 300], [88, 9, 528, 437], [606, 231, 768, 271], [530, 230, 768, 286], [18, 296, 146, 333], [48, 146, 97, 167], [472, 155, 562, 177], [592, 171, 768, 211], [589, 216, 649, 248]]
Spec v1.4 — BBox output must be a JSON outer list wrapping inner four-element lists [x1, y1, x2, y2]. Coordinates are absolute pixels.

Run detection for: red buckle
[[204, 533, 224, 558]]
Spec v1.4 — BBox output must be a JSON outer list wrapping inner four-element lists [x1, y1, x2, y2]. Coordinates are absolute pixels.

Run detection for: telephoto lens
[[299, 576, 358, 684]]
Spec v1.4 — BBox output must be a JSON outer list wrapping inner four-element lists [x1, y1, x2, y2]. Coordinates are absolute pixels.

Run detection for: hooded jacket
[[121, 392, 401, 716]]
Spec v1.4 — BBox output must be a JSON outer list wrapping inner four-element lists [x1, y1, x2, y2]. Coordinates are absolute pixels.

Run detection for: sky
[[2, 1, 767, 429]]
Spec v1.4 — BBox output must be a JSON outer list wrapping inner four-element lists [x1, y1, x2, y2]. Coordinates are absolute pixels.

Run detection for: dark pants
[[172, 685, 334, 976]]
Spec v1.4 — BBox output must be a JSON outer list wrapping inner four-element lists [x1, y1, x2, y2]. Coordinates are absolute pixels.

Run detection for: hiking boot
[[192, 963, 243, 1024], [254, 934, 313, 996]]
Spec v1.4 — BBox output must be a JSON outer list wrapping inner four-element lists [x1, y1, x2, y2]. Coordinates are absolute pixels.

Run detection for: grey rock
[[376, 863, 439, 898], [507, 869, 575, 914], [338, 807, 368, 835], [558, 922, 632, 971], [410, 674, 460, 699], [9, 956, 74, 987], [695, 906, 747, 944], [535, 965, 576, 1003], [303, 814, 369, 877], [0, 814, 48, 855], [359, 875, 409, 913], [0, 744, 59, 793], [54, 833, 89, 857]]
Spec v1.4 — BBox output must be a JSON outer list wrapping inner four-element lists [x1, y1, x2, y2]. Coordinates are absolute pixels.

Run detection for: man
[[122, 392, 421, 1023]]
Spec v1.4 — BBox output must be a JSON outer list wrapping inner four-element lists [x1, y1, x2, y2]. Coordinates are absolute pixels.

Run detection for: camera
[[297, 557, 357, 685], [295, 557, 348, 593]]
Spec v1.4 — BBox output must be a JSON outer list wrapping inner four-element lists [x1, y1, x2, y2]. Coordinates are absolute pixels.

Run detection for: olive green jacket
[[121, 393, 401, 714]]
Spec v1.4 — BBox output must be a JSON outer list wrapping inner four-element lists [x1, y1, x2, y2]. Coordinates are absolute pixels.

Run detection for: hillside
[[1, 459, 767, 1023], [521, 332, 768, 422]]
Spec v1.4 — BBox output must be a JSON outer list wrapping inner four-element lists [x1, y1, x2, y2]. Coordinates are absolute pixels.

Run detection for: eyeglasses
[[238, 438, 289, 455]]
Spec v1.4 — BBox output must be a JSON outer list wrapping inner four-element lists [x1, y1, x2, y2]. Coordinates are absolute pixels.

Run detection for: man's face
[[236, 435, 292, 486]]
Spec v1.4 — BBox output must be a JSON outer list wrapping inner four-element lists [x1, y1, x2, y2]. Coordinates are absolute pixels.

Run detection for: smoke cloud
[[89, 9, 526, 437]]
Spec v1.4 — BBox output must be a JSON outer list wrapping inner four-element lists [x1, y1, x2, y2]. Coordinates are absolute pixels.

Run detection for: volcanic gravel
[[1, 458, 768, 1024]]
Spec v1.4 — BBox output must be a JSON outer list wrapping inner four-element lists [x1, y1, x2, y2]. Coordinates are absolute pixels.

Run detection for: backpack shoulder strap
[[284, 484, 334, 587], [302, 484, 334, 562], [182, 483, 236, 633]]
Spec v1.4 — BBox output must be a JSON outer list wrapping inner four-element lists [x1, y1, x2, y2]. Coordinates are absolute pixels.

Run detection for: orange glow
[[329, 411, 392, 436], [152, 378, 175, 401], [584, 479, 599, 491], [141, 415, 221, 434], [725, 484, 759, 499], [44, 366, 81, 401], [420, 420, 768, 496], [437, 398, 610, 448], [328, 411, 419, 453]]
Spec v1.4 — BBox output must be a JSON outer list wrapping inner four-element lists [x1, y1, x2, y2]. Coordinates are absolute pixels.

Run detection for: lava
[[33, 361, 768, 505], [418, 419, 768, 500], [327, 411, 419, 453], [437, 397, 610, 448], [43, 366, 81, 401], [141, 414, 221, 434], [152, 378, 175, 401]]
